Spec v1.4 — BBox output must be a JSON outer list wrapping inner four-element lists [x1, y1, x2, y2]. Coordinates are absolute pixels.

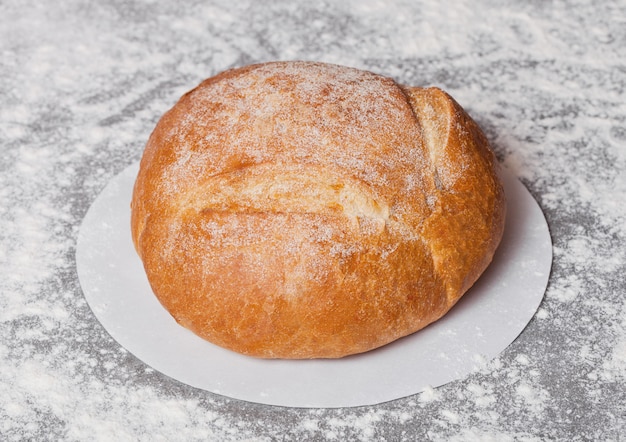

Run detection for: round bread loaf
[[130, 61, 505, 359]]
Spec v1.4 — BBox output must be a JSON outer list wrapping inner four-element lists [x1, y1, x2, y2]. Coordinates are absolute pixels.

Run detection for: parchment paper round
[[76, 162, 552, 408]]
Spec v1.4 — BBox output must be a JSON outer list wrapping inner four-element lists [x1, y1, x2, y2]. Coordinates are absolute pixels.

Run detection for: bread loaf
[[130, 61, 505, 359]]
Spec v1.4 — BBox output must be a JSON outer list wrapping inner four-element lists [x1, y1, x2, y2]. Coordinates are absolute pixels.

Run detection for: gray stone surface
[[1, 1, 624, 440]]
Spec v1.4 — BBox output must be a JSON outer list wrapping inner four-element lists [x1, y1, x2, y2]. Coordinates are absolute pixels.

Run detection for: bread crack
[[183, 163, 390, 226]]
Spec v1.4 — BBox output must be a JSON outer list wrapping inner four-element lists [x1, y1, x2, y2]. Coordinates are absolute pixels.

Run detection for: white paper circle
[[76, 162, 551, 408]]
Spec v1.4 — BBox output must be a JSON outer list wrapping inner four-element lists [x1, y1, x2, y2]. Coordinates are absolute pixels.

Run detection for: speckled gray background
[[1, 1, 625, 440]]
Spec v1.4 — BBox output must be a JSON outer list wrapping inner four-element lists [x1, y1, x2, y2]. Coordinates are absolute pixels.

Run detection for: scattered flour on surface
[[1, 0, 625, 440]]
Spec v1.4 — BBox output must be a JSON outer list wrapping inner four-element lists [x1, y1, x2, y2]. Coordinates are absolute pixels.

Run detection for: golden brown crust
[[130, 61, 506, 359]]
